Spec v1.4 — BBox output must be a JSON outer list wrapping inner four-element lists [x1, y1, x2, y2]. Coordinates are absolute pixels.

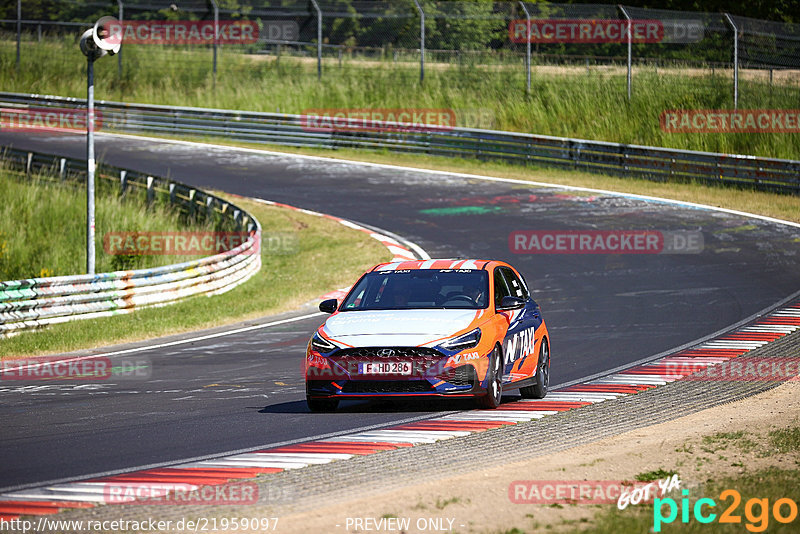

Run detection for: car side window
[[493, 267, 511, 308], [500, 267, 528, 300]]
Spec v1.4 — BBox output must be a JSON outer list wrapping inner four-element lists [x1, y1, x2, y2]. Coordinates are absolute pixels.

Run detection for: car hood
[[322, 309, 483, 348]]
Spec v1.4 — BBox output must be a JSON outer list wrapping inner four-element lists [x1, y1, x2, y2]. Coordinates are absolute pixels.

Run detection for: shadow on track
[[257, 395, 523, 414]]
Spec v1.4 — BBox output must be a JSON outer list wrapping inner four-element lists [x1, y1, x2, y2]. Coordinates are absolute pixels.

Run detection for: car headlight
[[311, 333, 337, 353], [440, 328, 482, 352]]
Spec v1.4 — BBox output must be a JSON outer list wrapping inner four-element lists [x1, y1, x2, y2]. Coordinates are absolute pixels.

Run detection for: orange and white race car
[[305, 259, 550, 412]]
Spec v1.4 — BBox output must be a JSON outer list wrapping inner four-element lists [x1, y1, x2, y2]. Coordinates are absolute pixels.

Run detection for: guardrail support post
[[26, 152, 32, 178], [120, 170, 127, 195], [724, 13, 739, 109], [619, 5, 632, 101], [146, 176, 154, 207], [169, 183, 176, 204], [59, 158, 66, 181], [412, 0, 425, 83], [188, 189, 196, 218], [519, 1, 531, 94], [206, 196, 214, 221], [310, 0, 322, 80]]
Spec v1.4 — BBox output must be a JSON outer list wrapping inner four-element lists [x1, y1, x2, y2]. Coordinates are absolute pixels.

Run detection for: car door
[[496, 266, 542, 384]]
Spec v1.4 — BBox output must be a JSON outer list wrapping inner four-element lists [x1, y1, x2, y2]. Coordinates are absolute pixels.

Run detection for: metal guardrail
[[1, 91, 799, 194], [0, 146, 262, 337]]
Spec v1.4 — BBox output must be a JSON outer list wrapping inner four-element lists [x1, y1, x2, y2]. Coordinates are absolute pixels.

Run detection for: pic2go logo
[[654, 489, 799, 532]]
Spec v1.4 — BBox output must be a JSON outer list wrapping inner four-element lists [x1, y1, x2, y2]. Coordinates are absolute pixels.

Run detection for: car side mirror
[[499, 296, 525, 310], [319, 298, 338, 314]]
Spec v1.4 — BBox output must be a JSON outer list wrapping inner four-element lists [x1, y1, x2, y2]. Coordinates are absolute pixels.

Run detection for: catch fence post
[[723, 13, 739, 109], [412, 0, 425, 83], [619, 5, 632, 101]]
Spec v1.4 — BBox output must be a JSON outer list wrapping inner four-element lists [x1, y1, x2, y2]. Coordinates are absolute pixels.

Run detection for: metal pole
[[519, 1, 531, 94], [210, 0, 219, 82], [117, 0, 123, 77], [413, 0, 424, 83], [87, 56, 96, 275], [16, 0, 21, 70], [310, 0, 322, 79], [724, 13, 738, 109], [619, 5, 631, 101]]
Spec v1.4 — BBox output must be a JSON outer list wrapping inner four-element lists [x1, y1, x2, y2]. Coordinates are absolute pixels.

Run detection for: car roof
[[370, 259, 508, 272]]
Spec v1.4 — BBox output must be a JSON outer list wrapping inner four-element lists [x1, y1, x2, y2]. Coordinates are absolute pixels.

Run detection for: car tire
[[521, 338, 549, 399], [307, 397, 339, 412], [478, 346, 503, 409]]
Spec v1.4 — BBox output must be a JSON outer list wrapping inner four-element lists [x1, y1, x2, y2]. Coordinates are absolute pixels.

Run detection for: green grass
[[563, 424, 800, 533], [585, 467, 800, 533], [2, 38, 799, 160], [702, 431, 759, 454], [635, 469, 678, 483], [769, 426, 800, 453], [0, 193, 391, 358], [0, 168, 208, 280], [435, 496, 464, 509]]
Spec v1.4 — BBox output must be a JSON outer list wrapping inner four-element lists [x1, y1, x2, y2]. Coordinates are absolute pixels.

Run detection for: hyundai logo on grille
[[377, 349, 396, 357]]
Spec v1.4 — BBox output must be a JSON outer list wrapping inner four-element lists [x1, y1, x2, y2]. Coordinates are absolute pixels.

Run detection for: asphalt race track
[[1, 131, 799, 491]]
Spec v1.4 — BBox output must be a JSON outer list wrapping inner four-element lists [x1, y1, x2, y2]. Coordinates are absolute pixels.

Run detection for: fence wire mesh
[[1, 2, 799, 116]]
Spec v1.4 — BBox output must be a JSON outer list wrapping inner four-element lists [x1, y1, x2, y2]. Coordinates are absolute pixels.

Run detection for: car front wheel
[[478, 346, 503, 409], [521, 338, 549, 399]]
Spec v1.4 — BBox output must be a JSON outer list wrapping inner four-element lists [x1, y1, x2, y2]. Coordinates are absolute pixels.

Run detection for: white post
[[519, 1, 531, 94], [619, 5, 632, 101], [117, 0, 123, 77], [16, 0, 21, 70], [87, 57, 96, 274], [210, 0, 219, 82], [724, 13, 739, 109], [310, 0, 322, 79]]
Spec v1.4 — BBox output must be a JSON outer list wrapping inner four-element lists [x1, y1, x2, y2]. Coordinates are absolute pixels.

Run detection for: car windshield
[[341, 269, 490, 310]]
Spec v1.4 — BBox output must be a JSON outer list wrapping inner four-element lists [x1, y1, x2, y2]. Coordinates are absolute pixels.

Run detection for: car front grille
[[334, 347, 443, 359], [341, 380, 435, 394], [437, 364, 478, 387], [329, 347, 445, 377]]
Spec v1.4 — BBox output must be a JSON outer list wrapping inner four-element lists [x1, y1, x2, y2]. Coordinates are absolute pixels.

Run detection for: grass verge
[[545, 416, 800, 533], [587, 466, 800, 533], [2, 38, 799, 159], [0, 167, 210, 280], [0, 193, 391, 359]]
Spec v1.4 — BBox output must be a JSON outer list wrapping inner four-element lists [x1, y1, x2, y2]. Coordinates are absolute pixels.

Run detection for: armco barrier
[[1, 92, 799, 194], [0, 146, 261, 337]]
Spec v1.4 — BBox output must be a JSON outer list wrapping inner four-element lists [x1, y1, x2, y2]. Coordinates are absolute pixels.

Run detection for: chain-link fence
[[1, 1, 799, 105]]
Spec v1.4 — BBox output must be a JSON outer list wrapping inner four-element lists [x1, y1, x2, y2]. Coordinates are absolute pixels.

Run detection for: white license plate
[[358, 361, 412, 375]]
